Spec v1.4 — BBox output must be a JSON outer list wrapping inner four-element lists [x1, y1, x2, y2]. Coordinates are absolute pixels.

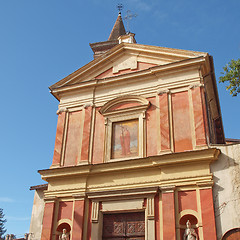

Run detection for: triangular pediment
[[50, 43, 208, 92]]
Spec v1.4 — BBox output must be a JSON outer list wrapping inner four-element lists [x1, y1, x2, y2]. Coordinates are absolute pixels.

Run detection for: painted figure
[[59, 229, 69, 240], [183, 220, 198, 240], [120, 126, 131, 156]]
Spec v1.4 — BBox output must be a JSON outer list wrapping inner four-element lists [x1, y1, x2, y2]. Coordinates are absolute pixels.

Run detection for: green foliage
[[219, 58, 240, 96], [0, 208, 6, 240]]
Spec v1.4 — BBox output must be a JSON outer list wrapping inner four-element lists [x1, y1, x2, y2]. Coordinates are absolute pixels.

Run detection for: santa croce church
[[28, 9, 240, 240]]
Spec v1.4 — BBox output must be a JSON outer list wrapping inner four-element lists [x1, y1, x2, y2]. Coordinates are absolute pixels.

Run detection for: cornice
[[51, 56, 206, 100], [57, 77, 201, 110], [39, 148, 220, 182], [86, 186, 158, 201]]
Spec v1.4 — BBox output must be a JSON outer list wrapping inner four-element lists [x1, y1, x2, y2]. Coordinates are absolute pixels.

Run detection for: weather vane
[[117, 3, 123, 14], [124, 10, 137, 33]]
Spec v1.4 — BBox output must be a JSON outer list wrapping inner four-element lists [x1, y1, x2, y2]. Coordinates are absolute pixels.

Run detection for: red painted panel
[[41, 202, 55, 240], [162, 192, 176, 240], [159, 94, 170, 151], [155, 194, 160, 240], [52, 112, 66, 166], [200, 189, 217, 240], [146, 97, 157, 156], [92, 108, 105, 164], [178, 190, 197, 213], [95, 67, 113, 79], [192, 87, 207, 146], [58, 201, 73, 221], [109, 102, 140, 111], [138, 62, 157, 70], [64, 111, 82, 166], [72, 200, 85, 240], [172, 92, 193, 152], [81, 107, 92, 161]]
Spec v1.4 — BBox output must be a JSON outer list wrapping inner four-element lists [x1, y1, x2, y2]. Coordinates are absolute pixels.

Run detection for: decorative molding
[[39, 148, 221, 181], [87, 187, 158, 201], [83, 102, 93, 109], [57, 77, 202, 110], [146, 197, 155, 219], [56, 107, 68, 115], [56, 218, 73, 228], [44, 196, 58, 203], [102, 199, 144, 212], [157, 88, 170, 95], [196, 180, 214, 189], [160, 185, 176, 193], [99, 95, 150, 115], [72, 193, 86, 200], [188, 83, 204, 89], [91, 201, 99, 223], [113, 56, 137, 73]]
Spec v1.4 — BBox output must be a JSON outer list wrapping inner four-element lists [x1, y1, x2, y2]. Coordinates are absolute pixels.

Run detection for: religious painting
[[111, 119, 139, 159]]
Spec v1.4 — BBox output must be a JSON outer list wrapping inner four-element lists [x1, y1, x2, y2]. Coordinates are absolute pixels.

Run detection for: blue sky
[[0, 0, 239, 237]]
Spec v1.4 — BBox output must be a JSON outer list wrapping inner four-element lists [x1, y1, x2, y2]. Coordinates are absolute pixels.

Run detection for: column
[[146, 196, 155, 240], [90, 201, 102, 240]]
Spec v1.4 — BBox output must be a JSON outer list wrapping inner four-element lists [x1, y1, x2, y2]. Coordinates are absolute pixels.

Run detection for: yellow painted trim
[[196, 188, 204, 239], [89, 107, 96, 164], [188, 88, 196, 150], [156, 94, 161, 154], [168, 92, 174, 152]]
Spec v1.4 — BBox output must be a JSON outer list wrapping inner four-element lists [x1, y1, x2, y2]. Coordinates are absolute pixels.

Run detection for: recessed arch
[[99, 95, 150, 115], [55, 219, 72, 240]]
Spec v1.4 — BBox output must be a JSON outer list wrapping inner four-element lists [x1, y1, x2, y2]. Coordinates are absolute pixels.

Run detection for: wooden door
[[102, 212, 145, 240]]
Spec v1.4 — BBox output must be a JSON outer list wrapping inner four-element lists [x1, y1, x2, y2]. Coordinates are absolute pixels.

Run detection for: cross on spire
[[117, 3, 123, 14], [124, 10, 137, 33]]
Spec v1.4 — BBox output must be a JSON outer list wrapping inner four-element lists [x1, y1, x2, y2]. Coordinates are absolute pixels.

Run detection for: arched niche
[[99, 95, 150, 116], [179, 214, 199, 240], [56, 221, 71, 240]]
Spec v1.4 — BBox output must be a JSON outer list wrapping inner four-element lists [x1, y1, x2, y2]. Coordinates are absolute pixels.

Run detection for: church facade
[[29, 12, 240, 240]]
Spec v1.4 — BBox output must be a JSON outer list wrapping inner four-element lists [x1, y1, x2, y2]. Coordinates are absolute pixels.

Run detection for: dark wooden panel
[[103, 212, 145, 240]]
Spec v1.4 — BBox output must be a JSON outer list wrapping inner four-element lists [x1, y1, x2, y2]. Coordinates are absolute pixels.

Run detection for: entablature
[[40, 148, 220, 182]]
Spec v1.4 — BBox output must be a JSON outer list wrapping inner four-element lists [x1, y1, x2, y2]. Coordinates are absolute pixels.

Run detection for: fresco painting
[[111, 119, 139, 159]]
